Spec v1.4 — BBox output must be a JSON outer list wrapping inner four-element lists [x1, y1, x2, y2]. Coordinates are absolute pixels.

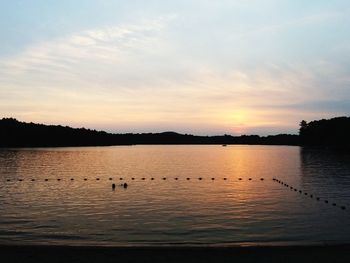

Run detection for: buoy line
[[4, 177, 266, 182], [272, 178, 346, 211]]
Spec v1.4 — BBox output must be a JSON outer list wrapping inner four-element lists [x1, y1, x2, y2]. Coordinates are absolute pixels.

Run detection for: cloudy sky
[[1, 0, 349, 135]]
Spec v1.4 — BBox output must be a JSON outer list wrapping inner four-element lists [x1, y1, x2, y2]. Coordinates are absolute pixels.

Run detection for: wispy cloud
[[0, 4, 349, 135], [237, 11, 341, 39]]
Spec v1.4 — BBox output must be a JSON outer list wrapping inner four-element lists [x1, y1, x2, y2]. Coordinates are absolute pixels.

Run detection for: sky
[[0, 0, 350, 135]]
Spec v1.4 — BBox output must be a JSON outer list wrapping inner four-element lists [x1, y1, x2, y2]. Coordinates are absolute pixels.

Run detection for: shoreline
[[1, 244, 350, 263]]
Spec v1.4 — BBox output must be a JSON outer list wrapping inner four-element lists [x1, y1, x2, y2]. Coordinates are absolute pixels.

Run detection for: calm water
[[0, 145, 349, 246]]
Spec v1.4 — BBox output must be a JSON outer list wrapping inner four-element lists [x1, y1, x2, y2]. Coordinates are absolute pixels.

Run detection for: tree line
[[299, 116, 350, 148], [1, 116, 349, 148], [0, 118, 299, 147]]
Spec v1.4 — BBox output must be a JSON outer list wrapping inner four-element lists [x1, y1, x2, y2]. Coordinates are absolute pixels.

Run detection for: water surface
[[0, 145, 349, 246]]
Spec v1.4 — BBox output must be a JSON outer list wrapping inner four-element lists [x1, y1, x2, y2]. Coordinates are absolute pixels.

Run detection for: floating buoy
[[294, 189, 297, 192], [151, 178, 154, 180], [316, 197, 320, 201], [187, 178, 190, 180], [325, 200, 329, 203], [211, 178, 215, 180], [260, 178, 264, 181], [199, 177, 202, 180], [123, 183, 128, 188], [332, 203, 337, 206], [175, 178, 178, 180], [84, 178, 87, 181], [341, 206, 346, 210], [71, 178, 74, 181], [119, 178, 123, 180], [290, 186, 293, 189], [142, 178, 145, 180], [45, 179, 48, 181], [238, 178, 242, 180], [109, 178, 113, 180], [163, 177, 166, 180], [112, 183, 116, 190], [132, 178, 135, 180], [310, 195, 313, 198], [31, 179, 35, 181], [19, 179, 23, 181], [57, 179, 60, 181], [299, 190, 302, 193], [223, 178, 227, 180], [304, 193, 308, 196], [6, 179, 10, 182], [248, 178, 252, 181], [96, 178, 99, 181]]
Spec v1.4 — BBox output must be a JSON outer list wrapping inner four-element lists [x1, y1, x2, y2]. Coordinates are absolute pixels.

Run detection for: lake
[[0, 145, 349, 246]]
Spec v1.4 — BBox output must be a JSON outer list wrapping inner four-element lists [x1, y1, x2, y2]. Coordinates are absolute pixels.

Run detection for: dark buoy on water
[[151, 178, 154, 180], [109, 178, 113, 180], [142, 178, 145, 180], [112, 183, 116, 190], [341, 206, 346, 210], [123, 183, 128, 188], [223, 178, 227, 180], [132, 177, 135, 180]]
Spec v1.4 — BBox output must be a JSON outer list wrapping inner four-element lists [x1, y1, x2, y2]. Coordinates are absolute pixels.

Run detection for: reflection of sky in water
[[0, 145, 349, 246]]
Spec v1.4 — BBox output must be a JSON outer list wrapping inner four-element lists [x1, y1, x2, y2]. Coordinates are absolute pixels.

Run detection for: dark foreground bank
[[1, 245, 350, 263]]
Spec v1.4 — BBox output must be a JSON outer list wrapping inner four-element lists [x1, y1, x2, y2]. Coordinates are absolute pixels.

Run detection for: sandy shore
[[1, 244, 350, 263]]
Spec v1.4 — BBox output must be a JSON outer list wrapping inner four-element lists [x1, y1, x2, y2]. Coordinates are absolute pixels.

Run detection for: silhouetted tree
[[299, 117, 350, 148], [0, 117, 300, 147]]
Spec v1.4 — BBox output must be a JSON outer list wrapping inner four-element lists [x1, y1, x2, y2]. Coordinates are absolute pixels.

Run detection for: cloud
[[0, 15, 175, 82], [0, 11, 349, 135]]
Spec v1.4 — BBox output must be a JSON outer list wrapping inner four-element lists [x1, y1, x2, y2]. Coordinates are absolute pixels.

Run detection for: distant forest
[[299, 116, 350, 148], [0, 116, 349, 148]]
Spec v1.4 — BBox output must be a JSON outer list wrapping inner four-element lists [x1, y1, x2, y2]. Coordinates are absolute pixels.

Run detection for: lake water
[[0, 145, 350, 246]]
